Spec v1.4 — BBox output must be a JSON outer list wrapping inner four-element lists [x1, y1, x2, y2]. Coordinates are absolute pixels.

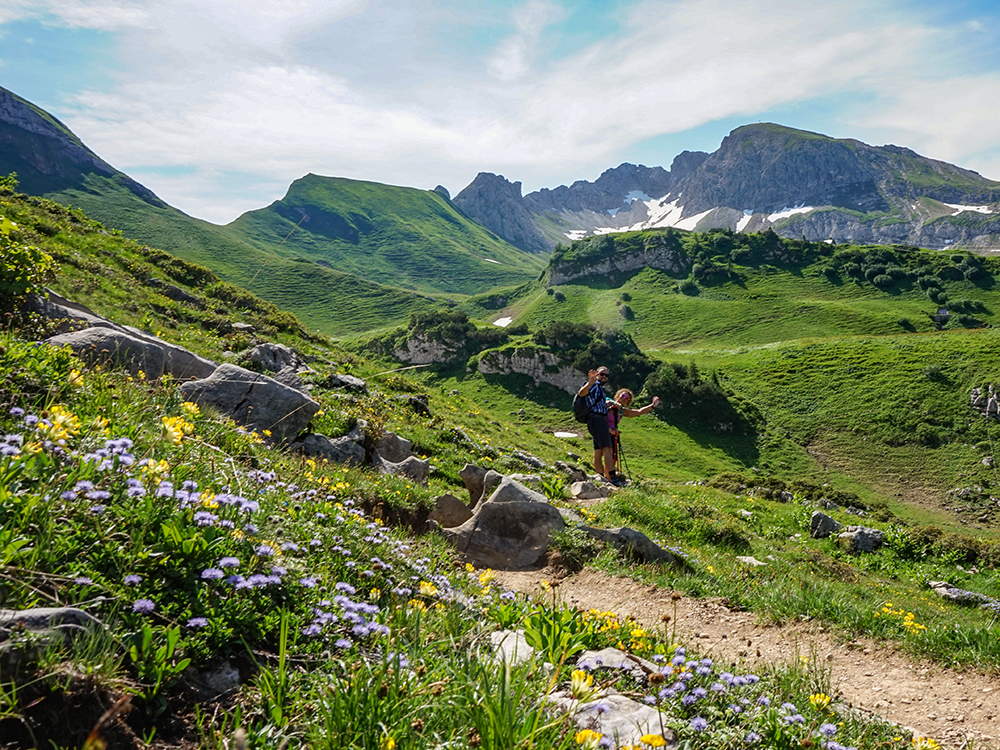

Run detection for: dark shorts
[[587, 412, 612, 450]]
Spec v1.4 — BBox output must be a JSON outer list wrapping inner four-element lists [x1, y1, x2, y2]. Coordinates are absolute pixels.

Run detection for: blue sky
[[2, 0, 999, 224]]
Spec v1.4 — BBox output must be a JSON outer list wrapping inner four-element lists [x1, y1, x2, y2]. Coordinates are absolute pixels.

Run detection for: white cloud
[[486, 0, 565, 81], [16, 0, 999, 221]]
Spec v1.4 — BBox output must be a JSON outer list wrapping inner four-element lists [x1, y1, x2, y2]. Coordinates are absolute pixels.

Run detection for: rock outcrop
[[477, 347, 583, 395]]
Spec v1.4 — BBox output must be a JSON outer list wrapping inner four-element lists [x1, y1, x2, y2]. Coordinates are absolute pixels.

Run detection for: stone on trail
[[442, 477, 565, 568], [577, 525, 683, 566], [571, 480, 609, 500]]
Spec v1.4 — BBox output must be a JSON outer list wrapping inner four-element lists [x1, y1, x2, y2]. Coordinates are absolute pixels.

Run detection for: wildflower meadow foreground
[[0, 334, 934, 750]]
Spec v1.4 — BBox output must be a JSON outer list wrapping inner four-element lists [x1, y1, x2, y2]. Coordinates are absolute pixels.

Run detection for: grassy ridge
[[228, 174, 545, 295]]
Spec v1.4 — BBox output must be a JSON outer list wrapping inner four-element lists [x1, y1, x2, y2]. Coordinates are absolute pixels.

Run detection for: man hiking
[[577, 367, 614, 483]]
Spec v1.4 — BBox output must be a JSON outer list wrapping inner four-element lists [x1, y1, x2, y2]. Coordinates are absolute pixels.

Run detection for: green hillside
[[227, 174, 545, 294]]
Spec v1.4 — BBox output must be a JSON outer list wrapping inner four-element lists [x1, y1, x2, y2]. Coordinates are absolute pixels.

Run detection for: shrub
[[0, 215, 57, 312], [678, 279, 699, 295], [872, 274, 894, 288]]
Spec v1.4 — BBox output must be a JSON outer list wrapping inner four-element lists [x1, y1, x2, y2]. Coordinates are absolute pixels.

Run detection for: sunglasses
[[598, 373, 610, 378]]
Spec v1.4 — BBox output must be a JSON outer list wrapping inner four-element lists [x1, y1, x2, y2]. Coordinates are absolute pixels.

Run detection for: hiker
[[606, 389, 660, 485], [577, 367, 614, 482]]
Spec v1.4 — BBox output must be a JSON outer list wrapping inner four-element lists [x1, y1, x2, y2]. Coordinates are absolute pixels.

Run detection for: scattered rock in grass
[[324, 372, 368, 392], [192, 660, 242, 697], [838, 526, 886, 554], [46, 325, 217, 381], [554, 461, 589, 483], [577, 525, 684, 567], [571, 480, 609, 500], [513, 450, 546, 469], [179, 363, 320, 444], [577, 647, 658, 685], [247, 342, 306, 373], [394, 394, 431, 417], [291, 433, 366, 465], [0, 607, 104, 673], [970, 385, 1000, 420], [736, 555, 768, 567], [429, 493, 474, 528], [845, 506, 867, 517], [489, 629, 536, 667], [374, 431, 414, 463], [818, 498, 840, 510], [546, 690, 678, 748], [737, 509, 753, 519], [231, 322, 256, 334], [928, 581, 1000, 611], [372, 453, 430, 485], [810, 511, 844, 539], [442, 477, 565, 568]]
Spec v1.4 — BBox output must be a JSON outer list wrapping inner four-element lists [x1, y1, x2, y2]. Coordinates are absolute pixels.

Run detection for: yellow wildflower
[[640, 735, 667, 748], [180, 401, 200, 417], [68, 369, 84, 388], [575, 729, 602, 749], [570, 669, 595, 700], [380, 732, 395, 750], [419, 581, 438, 597], [809, 693, 832, 710]]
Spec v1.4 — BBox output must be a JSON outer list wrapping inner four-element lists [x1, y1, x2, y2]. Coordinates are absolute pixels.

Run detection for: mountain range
[[5, 82, 1000, 337], [455, 124, 1000, 252]]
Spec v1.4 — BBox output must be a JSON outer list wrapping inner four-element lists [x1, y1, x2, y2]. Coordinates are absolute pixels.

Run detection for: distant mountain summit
[[457, 124, 1000, 250], [0, 85, 166, 207]]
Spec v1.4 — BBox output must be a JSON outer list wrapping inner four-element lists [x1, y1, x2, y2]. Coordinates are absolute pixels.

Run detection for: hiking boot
[[608, 474, 627, 487]]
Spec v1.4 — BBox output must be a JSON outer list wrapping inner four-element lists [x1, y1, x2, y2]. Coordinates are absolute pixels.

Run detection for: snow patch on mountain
[[945, 203, 994, 215], [767, 205, 815, 222]]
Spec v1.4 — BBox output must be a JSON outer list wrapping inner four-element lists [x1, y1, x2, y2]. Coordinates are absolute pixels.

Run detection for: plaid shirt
[[585, 381, 608, 414]]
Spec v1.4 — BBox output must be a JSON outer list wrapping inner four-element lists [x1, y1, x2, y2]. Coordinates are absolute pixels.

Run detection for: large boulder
[[46, 326, 217, 381], [546, 690, 677, 748], [442, 477, 566, 568], [460, 464, 503, 507], [179, 364, 320, 444]]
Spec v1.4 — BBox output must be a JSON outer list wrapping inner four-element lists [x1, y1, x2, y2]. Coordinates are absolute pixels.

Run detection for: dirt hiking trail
[[494, 568, 1000, 750]]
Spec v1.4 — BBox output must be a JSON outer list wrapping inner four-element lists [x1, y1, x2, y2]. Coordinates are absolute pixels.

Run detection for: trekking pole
[[617, 434, 632, 483]]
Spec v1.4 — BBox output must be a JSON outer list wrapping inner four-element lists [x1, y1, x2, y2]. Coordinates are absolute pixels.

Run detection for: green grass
[[228, 174, 545, 296]]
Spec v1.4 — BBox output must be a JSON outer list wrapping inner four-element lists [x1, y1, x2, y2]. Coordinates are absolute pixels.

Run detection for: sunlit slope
[[227, 174, 545, 295]]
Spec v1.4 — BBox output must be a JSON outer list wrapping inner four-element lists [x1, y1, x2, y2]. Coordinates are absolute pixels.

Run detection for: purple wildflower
[[132, 598, 155, 614]]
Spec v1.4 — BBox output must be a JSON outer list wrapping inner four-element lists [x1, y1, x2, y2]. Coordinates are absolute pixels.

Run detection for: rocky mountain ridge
[[456, 124, 1000, 252]]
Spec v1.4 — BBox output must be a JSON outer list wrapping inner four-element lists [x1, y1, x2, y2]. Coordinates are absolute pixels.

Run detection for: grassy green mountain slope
[[226, 174, 545, 294]]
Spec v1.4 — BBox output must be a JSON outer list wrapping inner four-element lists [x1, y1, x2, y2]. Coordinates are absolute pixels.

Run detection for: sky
[[2, 0, 999, 225]]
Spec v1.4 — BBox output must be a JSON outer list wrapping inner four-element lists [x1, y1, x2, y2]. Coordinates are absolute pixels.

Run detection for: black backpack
[[572, 394, 591, 423]]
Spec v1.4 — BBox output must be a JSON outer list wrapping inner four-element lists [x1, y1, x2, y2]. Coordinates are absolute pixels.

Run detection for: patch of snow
[[736, 212, 754, 232], [944, 203, 994, 215], [675, 208, 714, 231], [624, 190, 652, 203], [564, 229, 590, 241], [554, 431, 579, 439], [493, 317, 513, 328], [767, 205, 815, 223], [824, 239, 834, 244], [483, 258, 500, 264]]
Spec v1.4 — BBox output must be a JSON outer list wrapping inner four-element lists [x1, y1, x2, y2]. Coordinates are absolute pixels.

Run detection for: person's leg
[[593, 448, 606, 476], [600, 445, 614, 479]]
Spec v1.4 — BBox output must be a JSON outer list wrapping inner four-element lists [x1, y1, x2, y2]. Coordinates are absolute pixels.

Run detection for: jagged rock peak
[[453, 173, 550, 253], [525, 162, 674, 214], [433, 185, 451, 200]]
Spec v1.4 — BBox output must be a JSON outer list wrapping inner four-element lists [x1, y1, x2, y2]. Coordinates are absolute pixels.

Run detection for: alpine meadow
[[5, 73, 1000, 750]]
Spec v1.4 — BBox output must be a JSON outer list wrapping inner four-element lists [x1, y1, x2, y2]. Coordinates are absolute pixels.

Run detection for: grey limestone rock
[[248, 342, 305, 373], [810, 511, 844, 539], [179, 363, 320, 444], [326, 372, 368, 392], [372, 453, 430, 485], [554, 460, 589, 483], [291, 433, 366, 465], [838, 526, 886, 554], [546, 690, 677, 748], [442, 477, 565, 568], [576, 647, 658, 684], [578, 525, 681, 566], [375, 432, 414, 463], [429, 493, 474, 529], [571, 480, 609, 500], [0, 607, 104, 673]]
